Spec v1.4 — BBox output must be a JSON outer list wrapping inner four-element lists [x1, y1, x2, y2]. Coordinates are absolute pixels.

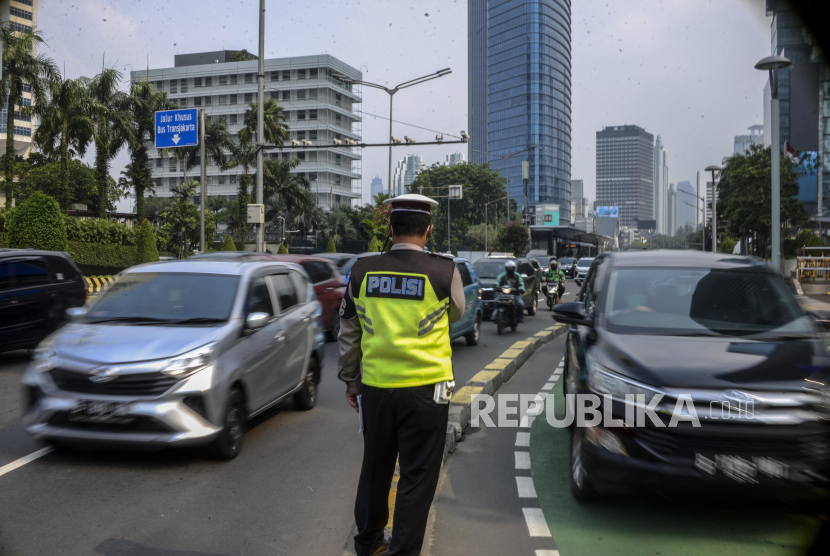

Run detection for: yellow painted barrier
[[84, 275, 117, 295]]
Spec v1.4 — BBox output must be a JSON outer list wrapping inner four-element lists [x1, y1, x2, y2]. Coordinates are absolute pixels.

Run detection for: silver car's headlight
[[586, 354, 663, 400], [161, 342, 217, 378]]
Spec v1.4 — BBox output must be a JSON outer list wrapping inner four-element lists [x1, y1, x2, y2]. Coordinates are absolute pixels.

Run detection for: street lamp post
[[756, 55, 792, 273], [334, 69, 452, 196], [474, 144, 539, 228], [705, 165, 721, 253], [255, 0, 266, 252]]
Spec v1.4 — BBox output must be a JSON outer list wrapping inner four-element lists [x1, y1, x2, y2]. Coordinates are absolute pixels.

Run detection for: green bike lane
[[529, 343, 824, 556]]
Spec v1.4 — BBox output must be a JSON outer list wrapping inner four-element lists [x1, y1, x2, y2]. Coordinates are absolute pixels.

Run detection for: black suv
[[553, 250, 830, 501], [472, 256, 539, 318], [0, 250, 86, 353]]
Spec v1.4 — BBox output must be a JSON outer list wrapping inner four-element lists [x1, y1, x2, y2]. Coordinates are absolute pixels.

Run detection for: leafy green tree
[[230, 49, 256, 62], [497, 222, 529, 256], [408, 162, 508, 246], [8, 191, 67, 250], [717, 144, 809, 257], [134, 219, 160, 264], [32, 76, 95, 209], [289, 189, 325, 237], [260, 159, 312, 231], [221, 234, 236, 251], [0, 25, 60, 207], [226, 137, 256, 240], [88, 68, 135, 217], [143, 196, 171, 221], [326, 236, 336, 253], [464, 223, 498, 251], [718, 237, 737, 254], [367, 236, 380, 252], [126, 80, 176, 220], [16, 158, 115, 212], [160, 181, 216, 258]]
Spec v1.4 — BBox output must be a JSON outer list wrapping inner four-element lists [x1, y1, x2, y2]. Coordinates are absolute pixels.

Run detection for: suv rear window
[[49, 256, 80, 281], [13, 258, 50, 286]]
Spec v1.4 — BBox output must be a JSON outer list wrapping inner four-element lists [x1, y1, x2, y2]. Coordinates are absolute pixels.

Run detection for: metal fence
[[796, 247, 830, 282]]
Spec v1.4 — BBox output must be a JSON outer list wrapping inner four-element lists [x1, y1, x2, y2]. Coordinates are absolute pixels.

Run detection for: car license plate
[[70, 400, 130, 422], [695, 453, 789, 483]]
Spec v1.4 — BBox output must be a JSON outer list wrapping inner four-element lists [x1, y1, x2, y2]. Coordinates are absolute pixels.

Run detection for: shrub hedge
[[67, 241, 137, 269], [327, 237, 337, 253], [221, 235, 236, 251], [134, 220, 160, 265], [8, 192, 68, 251]]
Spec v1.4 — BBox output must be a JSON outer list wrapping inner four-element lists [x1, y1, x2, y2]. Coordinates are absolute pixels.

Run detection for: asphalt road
[[0, 288, 562, 556]]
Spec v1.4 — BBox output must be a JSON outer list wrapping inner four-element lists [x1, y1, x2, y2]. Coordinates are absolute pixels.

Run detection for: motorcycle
[[494, 286, 521, 335], [543, 281, 559, 310]]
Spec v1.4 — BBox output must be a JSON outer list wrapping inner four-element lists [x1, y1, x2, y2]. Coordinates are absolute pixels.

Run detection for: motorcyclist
[[543, 260, 566, 302], [496, 260, 526, 323]]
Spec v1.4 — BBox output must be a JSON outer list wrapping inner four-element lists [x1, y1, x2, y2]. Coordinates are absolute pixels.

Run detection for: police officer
[[338, 193, 466, 556]]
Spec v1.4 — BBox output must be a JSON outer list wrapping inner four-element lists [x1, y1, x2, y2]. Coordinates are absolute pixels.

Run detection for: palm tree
[[320, 209, 357, 246], [261, 158, 312, 215], [126, 80, 176, 220], [33, 76, 95, 209], [88, 68, 135, 217], [171, 117, 234, 187], [0, 25, 59, 207], [225, 135, 257, 240], [238, 100, 289, 147], [290, 189, 325, 237]]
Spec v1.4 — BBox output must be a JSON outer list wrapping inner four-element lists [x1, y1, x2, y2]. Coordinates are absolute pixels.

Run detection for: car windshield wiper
[[651, 331, 721, 337], [164, 317, 227, 325], [86, 316, 172, 324], [744, 332, 816, 341]]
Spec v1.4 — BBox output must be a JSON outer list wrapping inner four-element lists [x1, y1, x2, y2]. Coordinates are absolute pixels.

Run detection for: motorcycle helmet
[[550, 260, 558, 270], [505, 260, 517, 274]]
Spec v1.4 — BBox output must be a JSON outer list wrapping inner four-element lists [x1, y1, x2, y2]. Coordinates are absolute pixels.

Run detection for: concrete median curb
[[445, 323, 567, 452]]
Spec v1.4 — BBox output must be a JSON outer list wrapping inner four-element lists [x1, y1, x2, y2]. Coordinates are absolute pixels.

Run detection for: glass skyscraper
[[468, 0, 573, 222]]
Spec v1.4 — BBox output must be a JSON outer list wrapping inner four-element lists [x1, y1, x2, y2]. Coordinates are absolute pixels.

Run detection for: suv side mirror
[[244, 312, 270, 335], [552, 302, 593, 327]]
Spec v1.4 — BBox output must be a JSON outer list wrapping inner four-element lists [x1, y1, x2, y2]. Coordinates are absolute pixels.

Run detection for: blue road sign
[[155, 109, 198, 148]]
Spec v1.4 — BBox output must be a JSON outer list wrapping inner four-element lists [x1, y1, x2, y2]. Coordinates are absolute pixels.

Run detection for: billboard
[[638, 219, 656, 230], [596, 206, 619, 218]]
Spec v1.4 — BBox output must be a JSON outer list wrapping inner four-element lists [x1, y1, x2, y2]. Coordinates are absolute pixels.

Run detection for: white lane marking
[[516, 432, 531, 447], [515, 451, 531, 470], [516, 476, 537, 498], [0, 447, 54, 478], [535, 551, 560, 556], [520, 415, 536, 428], [522, 508, 552, 537], [541, 382, 554, 391]]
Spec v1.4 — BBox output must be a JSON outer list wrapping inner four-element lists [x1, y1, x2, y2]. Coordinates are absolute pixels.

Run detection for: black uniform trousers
[[354, 384, 449, 556]]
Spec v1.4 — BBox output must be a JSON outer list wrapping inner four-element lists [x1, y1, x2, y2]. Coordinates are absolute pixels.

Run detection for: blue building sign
[[155, 109, 198, 148]]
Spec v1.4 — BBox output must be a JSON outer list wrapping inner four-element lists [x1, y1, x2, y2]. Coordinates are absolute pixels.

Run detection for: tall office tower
[[0, 0, 38, 184], [391, 154, 424, 196], [369, 175, 384, 201], [734, 125, 764, 155], [570, 179, 584, 217], [698, 170, 714, 225], [468, 0, 572, 222], [445, 152, 466, 166], [133, 52, 362, 209], [667, 184, 676, 237], [675, 180, 698, 230], [765, 0, 829, 214], [596, 125, 655, 228], [653, 136, 669, 234]]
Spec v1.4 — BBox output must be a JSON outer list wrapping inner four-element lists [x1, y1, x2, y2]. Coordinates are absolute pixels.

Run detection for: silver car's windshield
[[86, 273, 240, 324], [577, 258, 594, 269], [604, 267, 809, 337]]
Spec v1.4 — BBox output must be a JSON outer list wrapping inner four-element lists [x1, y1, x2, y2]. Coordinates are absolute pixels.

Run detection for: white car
[[574, 257, 595, 286]]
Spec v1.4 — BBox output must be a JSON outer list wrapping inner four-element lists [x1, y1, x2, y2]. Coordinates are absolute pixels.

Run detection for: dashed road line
[[535, 551, 561, 556], [0, 447, 53, 478], [541, 382, 554, 391], [514, 451, 531, 470], [522, 508, 552, 537], [516, 476, 537, 498], [515, 432, 531, 447]]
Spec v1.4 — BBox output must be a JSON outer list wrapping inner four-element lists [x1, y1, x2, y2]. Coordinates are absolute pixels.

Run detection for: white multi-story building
[[698, 170, 714, 226], [392, 154, 424, 196], [653, 135, 669, 235], [131, 51, 362, 209], [734, 125, 764, 155], [0, 0, 38, 163], [444, 152, 466, 166]]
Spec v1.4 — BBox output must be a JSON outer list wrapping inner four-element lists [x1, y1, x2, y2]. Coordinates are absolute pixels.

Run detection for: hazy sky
[[39, 0, 772, 209]]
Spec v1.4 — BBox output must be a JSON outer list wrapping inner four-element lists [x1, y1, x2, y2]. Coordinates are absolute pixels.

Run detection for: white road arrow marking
[[172, 134, 180, 144]]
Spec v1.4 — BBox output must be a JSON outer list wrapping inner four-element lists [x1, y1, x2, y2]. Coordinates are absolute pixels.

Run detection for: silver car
[[574, 257, 595, 286], [21, 260, 325, 459]]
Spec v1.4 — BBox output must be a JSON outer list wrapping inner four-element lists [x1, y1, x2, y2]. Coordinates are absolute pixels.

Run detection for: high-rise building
[[675, 180, 698, 231], [132, 52, 363, 210], [369, 175, 384, 201], [444, 152, 466, 166], [734, 125, 764, 155], [653, 136, 669, 235], [392, 154, 424, 196], [764, 0, 829, 215], [596, 125, 654, 228], [0, 0, 38, 200], [666, 183, 676, 237], [698, 170, 714, 226], [468, 0, 572, 222]]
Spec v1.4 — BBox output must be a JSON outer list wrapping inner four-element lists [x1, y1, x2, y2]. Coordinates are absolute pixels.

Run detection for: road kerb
[[447, 323, 567, 447]]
